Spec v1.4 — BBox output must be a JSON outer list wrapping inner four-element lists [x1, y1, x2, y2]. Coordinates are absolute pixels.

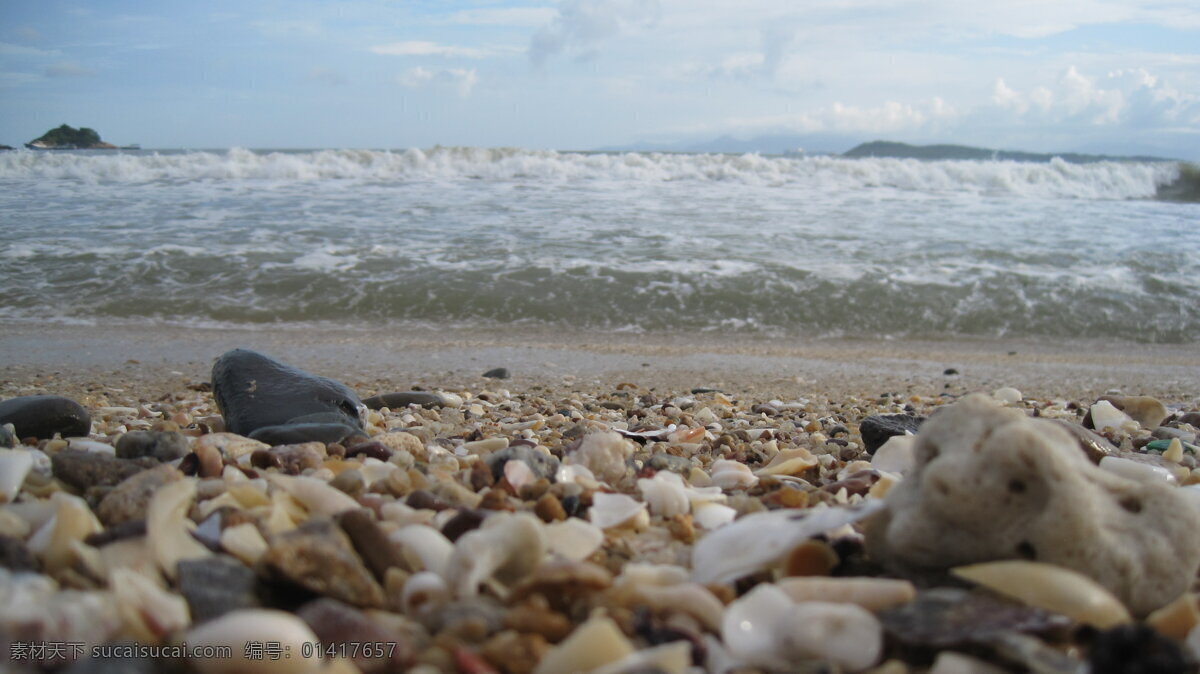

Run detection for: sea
[[1, 147, 1197, 343]]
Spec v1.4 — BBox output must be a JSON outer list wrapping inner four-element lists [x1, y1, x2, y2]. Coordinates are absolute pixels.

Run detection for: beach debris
[[363, 391, 447, 409], [211, 348, 364, 436], [147, 477, 211, 580], [1089, 399, 1134, 432], [115, 429, 190, 461], [1099, 395, 1169, 429], [588, 492, 648, 530], [992, 387, 1023, 404], [566, 431, 635, 484], [532, 614, 635, 674], [446, 512, 545, 597], [709, 459, 758, 489], [0, 394, 91, 439], [953, 560, 1132, 629], [865, 393, 1200, 616]]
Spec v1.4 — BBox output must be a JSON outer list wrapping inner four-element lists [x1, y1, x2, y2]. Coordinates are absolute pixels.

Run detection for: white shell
[[710, 459, 758, 490], [871, 435, 916, 475], [754, 448, 818, 477], [544, 518, 605, 562], [567, 431, 635, 484], [67, 438, 116, 454], [0, 449, 34, 503], [638, 471, 690, 518], [1099, 456, 1177, 485], [110, 567, 191, 642], [147, 478, 212, 580], [1091, 400, 1132, 432], [266, 474, 361, 518], [993, 387, 1023, 404], [389, 524, 455, 576], [533, 614, 636, 674], [504, 459, 538, 491], [184, 609, 323, 673], [401, 570, 450, 618], [446, 512, 546, 597], [379, 501, 438, 526], [692, 501, 884, 584], [28, 492, 103, 573], [952, 560, 1132, 629], [777, 576, 917, 612], [692, 501, 737, 529], [194, 433, 269, 463], [592, 641, 691, 674], [721, 583, 795, 667], [220, 522, 270, 565], [589, 492, 649, 530]]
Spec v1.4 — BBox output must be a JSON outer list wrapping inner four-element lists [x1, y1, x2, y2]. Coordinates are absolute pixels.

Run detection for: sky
[[1, 0, 1199, 159]]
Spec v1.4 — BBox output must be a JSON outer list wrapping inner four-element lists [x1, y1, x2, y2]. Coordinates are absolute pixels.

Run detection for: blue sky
[[2, 0, 1198, 158]]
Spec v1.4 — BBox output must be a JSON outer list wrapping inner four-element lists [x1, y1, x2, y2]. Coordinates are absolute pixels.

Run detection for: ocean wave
[[0, 147, 1185, 200]]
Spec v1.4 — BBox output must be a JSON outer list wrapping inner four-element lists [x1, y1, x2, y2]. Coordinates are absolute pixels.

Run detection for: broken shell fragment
[[777, 576, 917, 612], [148, 478, 212, 580], [589, 492, 649, 530], [543, 518, 605, 562], [533, 614, 635, 674], [637, 470, 690, 518], [0, 448, 34, 503], [754, 447, 818, 477], [183, 608, 324, 673], [401, 570, 450, 618], [710, 459, 758, 489], [266, 474, 361, 518], [952, 560, 1132, 629], [110, 567, 191, 642], [446, 512, 545, 597], [390, 524, 454, 576]]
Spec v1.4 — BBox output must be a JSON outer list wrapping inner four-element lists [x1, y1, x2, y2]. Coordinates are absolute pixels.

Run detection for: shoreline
[[2, 323, 1197, 405]]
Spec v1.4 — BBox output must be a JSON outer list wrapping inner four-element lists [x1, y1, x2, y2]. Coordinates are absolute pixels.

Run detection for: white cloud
[[307, 67, 347, 86], [529, 0, 661, 66], [447, 8, 558, 27], [371, 41, 494, 58], [718, 97, 960, 136], [44, 62, 93, 78], [397, 66, 478, 97]]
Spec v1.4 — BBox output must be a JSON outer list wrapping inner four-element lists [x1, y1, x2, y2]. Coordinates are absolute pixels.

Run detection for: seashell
[[197, 491, 242, 520], [0, 569, 123, 645], [567, 431, 635, 484], [438, 391, 464, 408], [110, 567, 190, 642], [783, 540, 839, 577], [754, 447, 818, 477], [0, 507, 30, 538], [401, 570, 450, 618], [194, 432, 269, 463], [952, 560, 1132, 628], [638, 471, 690, 518], [544, 518, 605, 562], [27, 492, 103, 574], [1099, 455, 1177, 485], [993, 387, 1023, 404], [380, 501, 437, 527], [504, 459, 538, 492], [266, 474, 361, 518], [871, 435, 916, 475], [710, 459, 758, 489], [589, 492, 649, 530], [463, 437, 509, 454], [692, 501, 736, 529], [1146, 593, 1200, 640], [723, 584, 882, 671], [930, 651, 1011, 674], [446, 512, 545, 597], [592, 641, 691, 674], [777, 576, 917, 612], [1100, 395, 1169, 429], [183, 608, 324, 673], [220, 522, 270, 565], [0, 449, 34, 502], [390, 524, 455, 576], [1164, 438, 1185, 463], [67, 437, 116, 454], [533, 614, 636, 674], [147, 477, 212, 580], [227, 482, 271, 509], [615, 581, 726, 632], [1090, 400, 1133, 432], [692, 500, 884, 584]]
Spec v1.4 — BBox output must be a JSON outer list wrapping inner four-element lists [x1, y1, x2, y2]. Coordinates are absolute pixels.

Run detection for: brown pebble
[[534, 493, 566, 523], [784, 539, 840, 577], [504, 595, 573, 642], [338, 508, 410, 581], [296, 597, 414, 673], [667, 513, 696, 543], [822, 470, 880, 497], [442, 509, 487, 542], [96, 464, 183, 525], [480, 630, 550, 674], [344, 440, 393, 462], [518, 478, 551, 502], [479, 487, 515, 511], [761, 486, 810, 509], [194, 442, 224, 478], [470, 463, 496, 491], [261, 520, 386, 608], [406, 489, 449, 511]]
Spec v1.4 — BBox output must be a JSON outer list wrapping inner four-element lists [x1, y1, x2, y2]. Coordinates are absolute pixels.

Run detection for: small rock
[[486, 445, 560, 483], [0, 395, 91, 439], [535, 493, 567, 522], [859, 414, 925, 454], [1179, 412, 1200, 428], [362, 391, 446, 410], [337, 508, 408, 582], [943, 368, 959, 376], [248, 422, 363, 446], [1049, 420, 1119, 464], [296, 598, 414, 673], [51, 449, 159, 490], [330, 469, 365, 497], [992, 387, 1023, 404], [1099, 395, 1169, 429], [114, 430, 190, 462], [647, 453, 692, 475], [97, 464, 184, 525], [879, 588, 1072, 651], [1087, 624, 1190, 674], [442, 508, 487, 542], [483, 368, 511, 379], [262, 442, 326, 475], [0, 424, 14, 448], [177, 556, 262, 623], [262, 520, 386, 608], [211, 348, 363, 437], [0, 534, 38, 571]]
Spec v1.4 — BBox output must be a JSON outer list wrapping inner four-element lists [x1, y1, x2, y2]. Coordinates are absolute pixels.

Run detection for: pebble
[[177, 555, 263, 623], [0, 395, 91, 439], [249, 422, 364, 446], [296, 597, 415, 672], [211, 348, 363, 436], [1, 423, 14, 448], [50, 449, 159, 490], [96, 464, 183, 525], [482, 368, 511, 379], [262, 520, 387, 608], [485, 444, 560, 482], [0, 534, 38, 571], [114, 430, 190, 461], [363, 391, 447, 409], [647, 452, 693, 475], [859, 413, 925, 454]]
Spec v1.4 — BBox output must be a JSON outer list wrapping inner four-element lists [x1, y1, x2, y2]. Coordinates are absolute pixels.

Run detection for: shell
[[266, 474, 361, 518], [777, 576, 917, 612], [1147, 593, 1200, 640], [692, 500, 884, 584], [1098, 455, 1177, 485], [1090, 400, 1133, 432], [566, 431, 635, 484], [951, 560, 1132, 628], [110, 567, 191, 642], [0, 448, 34, 503], [543, 518, 605, 562], [993, 387, 1023, 404], [183, 609, 324, 673], [721, 583, 795, 668], [589, 492, 649, 530], [27, 492, 103, 574], [390, 524, 455, 576], [504, 459, 538, 492], [754, 448, 818, 477], [147, 478, 212, 580], [533, 614, 636, 674], [401, 570, 450, 618], [194, 432, 269, 463], [446, 512, 546, 597], [692, 501, 737, 529], [638, 471, 690, 518], [710, 459, 758, 489], [614, 581, 726, 632], [871, 435, 916, 475], [592, 641, 691, 674], [220, 522, 270, 565]]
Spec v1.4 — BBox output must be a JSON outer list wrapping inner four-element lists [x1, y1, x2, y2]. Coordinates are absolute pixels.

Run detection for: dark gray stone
[[859, 413, 925, 454], [363, 391, 446, 410], [0, 395, 91, 440], [177, 556, 262, 624], [211, 349, 363, 437], [115, 430, 190, 461], [0, 534, 38, 572], [485, 444, 560, 482], [482, 367, 510, 379], [248, 422, 364, 446], [51, 449, 159, 490], [0, 423, 13, 448]]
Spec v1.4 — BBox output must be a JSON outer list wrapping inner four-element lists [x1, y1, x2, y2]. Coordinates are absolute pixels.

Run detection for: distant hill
[[842, 140, 1174, 163], [26, 124, 117, 150]]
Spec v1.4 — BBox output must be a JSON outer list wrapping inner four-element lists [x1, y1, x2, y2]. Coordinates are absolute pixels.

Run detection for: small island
[[24, 124, 138, 150]]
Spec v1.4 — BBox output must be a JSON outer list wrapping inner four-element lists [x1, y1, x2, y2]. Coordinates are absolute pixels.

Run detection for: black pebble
[[943, 368, 959, 375], [482, 367, 511, 379], [362, 391, 446, 410], [0, 395, 91, 440], [211, 349, 363, 436], [1086, 624, 1194, 674], [248, 422, 364, 446], [859, 413, 926, 454]]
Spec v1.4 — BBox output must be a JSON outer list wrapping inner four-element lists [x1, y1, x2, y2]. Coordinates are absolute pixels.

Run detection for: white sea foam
[[0, 147, 1183, 200]]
